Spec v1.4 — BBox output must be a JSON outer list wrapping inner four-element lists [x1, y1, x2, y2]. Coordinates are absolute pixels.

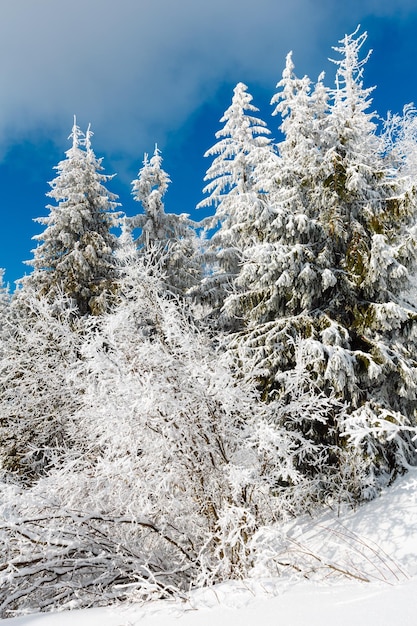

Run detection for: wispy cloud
[[0, 0, 415, 285], [0, 1, 414, 163]]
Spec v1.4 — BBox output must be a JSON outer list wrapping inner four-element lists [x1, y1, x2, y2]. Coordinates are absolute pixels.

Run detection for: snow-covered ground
[[3, 469, 417, 626]]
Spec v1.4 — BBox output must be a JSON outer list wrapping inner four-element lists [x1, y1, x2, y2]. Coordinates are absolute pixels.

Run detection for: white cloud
[[0, 0, 415, 285], [0, 1, 329, 152], [0, 0, 414, 160]]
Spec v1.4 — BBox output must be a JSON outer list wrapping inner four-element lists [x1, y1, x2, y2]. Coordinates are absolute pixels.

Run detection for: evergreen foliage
[[223, 28, 417, 492], [1, 26, 417, 617], [130, 146, 201, 296], [0, 269, 10, 325], [197, 82, 277, 322], [22, 119, 121, 315]]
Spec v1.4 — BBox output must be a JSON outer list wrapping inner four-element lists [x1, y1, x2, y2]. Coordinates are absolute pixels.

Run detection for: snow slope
[[3, 469, 417, 626]]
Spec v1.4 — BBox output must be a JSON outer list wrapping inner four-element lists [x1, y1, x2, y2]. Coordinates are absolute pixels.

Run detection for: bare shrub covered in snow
[[0, 254, 354, 616]]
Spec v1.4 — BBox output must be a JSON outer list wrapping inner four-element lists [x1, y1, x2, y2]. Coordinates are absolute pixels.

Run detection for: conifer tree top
[[22, 120, 121, 315]]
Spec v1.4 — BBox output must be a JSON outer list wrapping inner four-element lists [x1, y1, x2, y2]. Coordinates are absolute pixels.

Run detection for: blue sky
[[1, 0, 417, 287]]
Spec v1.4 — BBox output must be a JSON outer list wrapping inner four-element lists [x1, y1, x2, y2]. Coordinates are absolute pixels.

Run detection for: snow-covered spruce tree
[[22, 119, 121, 316], [225, 29, 417, 497], [130, 146, 201, 296], [0, 269, 10, 364], [392, 104, 417, 187], [196, 82, 278, 324], [383, 103, 417, 249], [0, 249, 354, 615], [272, 50, 329, 177], [224, 53, 331, 327], [0, 269, 10, 330]]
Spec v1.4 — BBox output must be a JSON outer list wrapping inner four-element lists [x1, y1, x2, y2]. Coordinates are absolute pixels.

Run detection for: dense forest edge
[[1, 26, 417, 616]]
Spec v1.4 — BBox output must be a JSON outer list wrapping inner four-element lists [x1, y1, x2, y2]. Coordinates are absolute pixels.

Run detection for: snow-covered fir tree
[[390, 103, 417, 188], [223, 54, 331, 327], [130, 146, 201, 296], [0, 269, 10, 324], [22, 119, 121, 315], [197, 82, 278, 323], [383, 102, 417, 268], [223, 29, 417, 495]]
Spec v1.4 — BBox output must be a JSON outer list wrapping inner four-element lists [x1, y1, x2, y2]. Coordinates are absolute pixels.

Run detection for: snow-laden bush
[[0, 288, 87, 483], [0, 256, 353, 616]]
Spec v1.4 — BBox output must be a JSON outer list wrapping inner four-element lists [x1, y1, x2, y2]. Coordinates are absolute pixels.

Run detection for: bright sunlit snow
[[3, 469, 417, 626]]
